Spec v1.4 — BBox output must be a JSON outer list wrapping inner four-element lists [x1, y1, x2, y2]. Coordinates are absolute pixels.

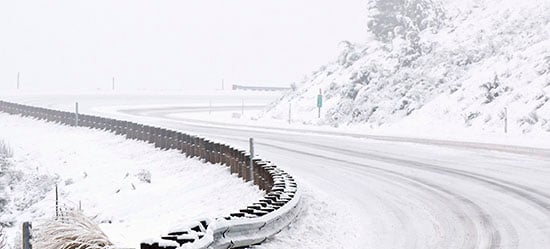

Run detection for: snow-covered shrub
[[0, 140, 13, 171], [367, 0, 446, 42], [518, 112, 540, 132], [480, 75, 512, 104], [136, 169, 151, 184], [64, 178, 75, 186], [0, 140, 12, 159], [0, 140, 13, 221], [0, 226, 6, 249], [534, 55, 550, 75], [463, 112, 480, 126], [338, 41, 361, 68], [33, 210, 114, 249], [13, 175, 56, 211], [0, 148, 57, 229], [480, 75, 501, 104]]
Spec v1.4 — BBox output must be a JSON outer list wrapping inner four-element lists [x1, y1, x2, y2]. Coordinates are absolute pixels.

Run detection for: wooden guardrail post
[[249, 138, 254, 184], [22, 222, 32, 249], [74, 102, 79, 126]]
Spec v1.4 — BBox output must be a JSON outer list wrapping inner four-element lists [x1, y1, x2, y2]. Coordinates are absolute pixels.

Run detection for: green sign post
[[317, 89, 323, 118]]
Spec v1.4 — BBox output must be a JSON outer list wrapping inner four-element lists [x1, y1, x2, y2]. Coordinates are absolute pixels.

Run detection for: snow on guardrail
[[0, 100, 301, 249]]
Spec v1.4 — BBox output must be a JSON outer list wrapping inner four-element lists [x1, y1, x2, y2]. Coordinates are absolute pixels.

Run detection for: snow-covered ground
[[105, 98, 550, 249], [2, 91, 550, 248], [0, 111, 263, 248], [4, 1, 550, 248]]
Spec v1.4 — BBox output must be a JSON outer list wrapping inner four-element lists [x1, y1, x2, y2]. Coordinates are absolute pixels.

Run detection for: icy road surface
[[2, 91, 550, 249]]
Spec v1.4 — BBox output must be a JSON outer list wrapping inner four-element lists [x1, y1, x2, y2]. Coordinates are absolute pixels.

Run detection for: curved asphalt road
[[104, 104, 550, 249]]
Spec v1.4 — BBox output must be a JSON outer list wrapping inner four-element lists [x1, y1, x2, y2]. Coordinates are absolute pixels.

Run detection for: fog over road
[[3, 93, 550, 248]]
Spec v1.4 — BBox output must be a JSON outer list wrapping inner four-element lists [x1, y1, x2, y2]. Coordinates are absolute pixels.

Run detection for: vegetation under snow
[[265, 0, 550, 134]]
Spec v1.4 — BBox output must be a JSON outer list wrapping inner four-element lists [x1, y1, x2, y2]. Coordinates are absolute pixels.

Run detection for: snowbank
[[0, 113, 262, 248]]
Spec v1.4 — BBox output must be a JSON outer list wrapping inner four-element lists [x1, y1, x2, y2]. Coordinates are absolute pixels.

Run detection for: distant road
[[120, 105, 265, 115], [120, 105, 550, 158]]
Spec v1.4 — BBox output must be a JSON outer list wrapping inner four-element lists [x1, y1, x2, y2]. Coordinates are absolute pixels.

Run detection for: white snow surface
[[3, 2, 550, 249], [0, 91, 364, 248], [2, 91, 550, 248], [0, 112, 263, 248], [265, 0, 550, 136]]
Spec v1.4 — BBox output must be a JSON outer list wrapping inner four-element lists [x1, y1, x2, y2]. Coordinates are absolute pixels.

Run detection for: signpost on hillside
[[288, 103, 291, 124], [317, 89, 323, 118]]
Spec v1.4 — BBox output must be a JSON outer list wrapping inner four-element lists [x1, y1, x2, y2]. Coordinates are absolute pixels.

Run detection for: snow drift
[[0, 112, 262, 248]]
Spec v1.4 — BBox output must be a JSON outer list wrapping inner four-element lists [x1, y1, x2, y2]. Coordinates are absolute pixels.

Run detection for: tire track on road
[[289, 139, 550, 215], [205, 134, 506, 249]]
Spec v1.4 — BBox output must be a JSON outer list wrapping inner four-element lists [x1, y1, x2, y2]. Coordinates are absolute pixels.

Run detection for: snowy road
[[114, 105, 550, 249], [2, 92, 550, 248]]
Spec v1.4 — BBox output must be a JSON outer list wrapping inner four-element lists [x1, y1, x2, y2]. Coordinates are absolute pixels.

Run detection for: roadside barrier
[[0, 100, 301, 249]]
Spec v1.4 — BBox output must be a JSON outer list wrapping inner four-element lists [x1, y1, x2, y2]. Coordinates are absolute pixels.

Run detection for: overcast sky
[[0, 1, 366, 91]]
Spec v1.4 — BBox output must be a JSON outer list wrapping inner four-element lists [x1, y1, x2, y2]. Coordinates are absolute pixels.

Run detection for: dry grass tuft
[[0, 226, 6, 249], [33, 210, 114, 249]]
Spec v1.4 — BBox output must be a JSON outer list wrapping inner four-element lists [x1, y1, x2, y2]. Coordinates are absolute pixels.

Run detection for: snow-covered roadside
[[256, 188, 359, 249], [106, 103, 550, 151], [169, 109, 550, 150], [0, 112, 263, 248], [73, 96, 550, 153]]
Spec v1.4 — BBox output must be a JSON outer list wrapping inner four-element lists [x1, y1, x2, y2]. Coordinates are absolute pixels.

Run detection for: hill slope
[[264, 0, 550, 135]]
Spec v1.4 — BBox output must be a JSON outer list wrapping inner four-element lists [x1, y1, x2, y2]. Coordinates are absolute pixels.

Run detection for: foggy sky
[[0, 1, 365, 91]]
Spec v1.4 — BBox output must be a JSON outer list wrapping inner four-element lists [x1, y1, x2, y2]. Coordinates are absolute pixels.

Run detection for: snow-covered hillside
[[265, 0, 550, 135]]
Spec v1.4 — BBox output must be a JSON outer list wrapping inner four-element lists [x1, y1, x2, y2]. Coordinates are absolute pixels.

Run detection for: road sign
[[317, 89, 323, 118]]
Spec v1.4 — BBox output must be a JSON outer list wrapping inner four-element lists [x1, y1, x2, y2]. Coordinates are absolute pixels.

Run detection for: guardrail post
[[22, 221, 32, 249], [75, 102, 79, 126], [250, 138, 254, 184]]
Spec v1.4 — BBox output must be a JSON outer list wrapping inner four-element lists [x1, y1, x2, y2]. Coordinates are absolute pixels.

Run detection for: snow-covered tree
[[367, 0, 445, 42], [337, 41, 361, 68]]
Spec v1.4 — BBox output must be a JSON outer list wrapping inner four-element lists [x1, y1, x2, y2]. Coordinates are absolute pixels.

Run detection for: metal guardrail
[[231, 85, 291, 91], [0, 100, 301, 249]]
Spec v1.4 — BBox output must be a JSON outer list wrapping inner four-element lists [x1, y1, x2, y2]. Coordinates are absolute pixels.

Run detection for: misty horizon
[[0, 0, 365, 91]]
